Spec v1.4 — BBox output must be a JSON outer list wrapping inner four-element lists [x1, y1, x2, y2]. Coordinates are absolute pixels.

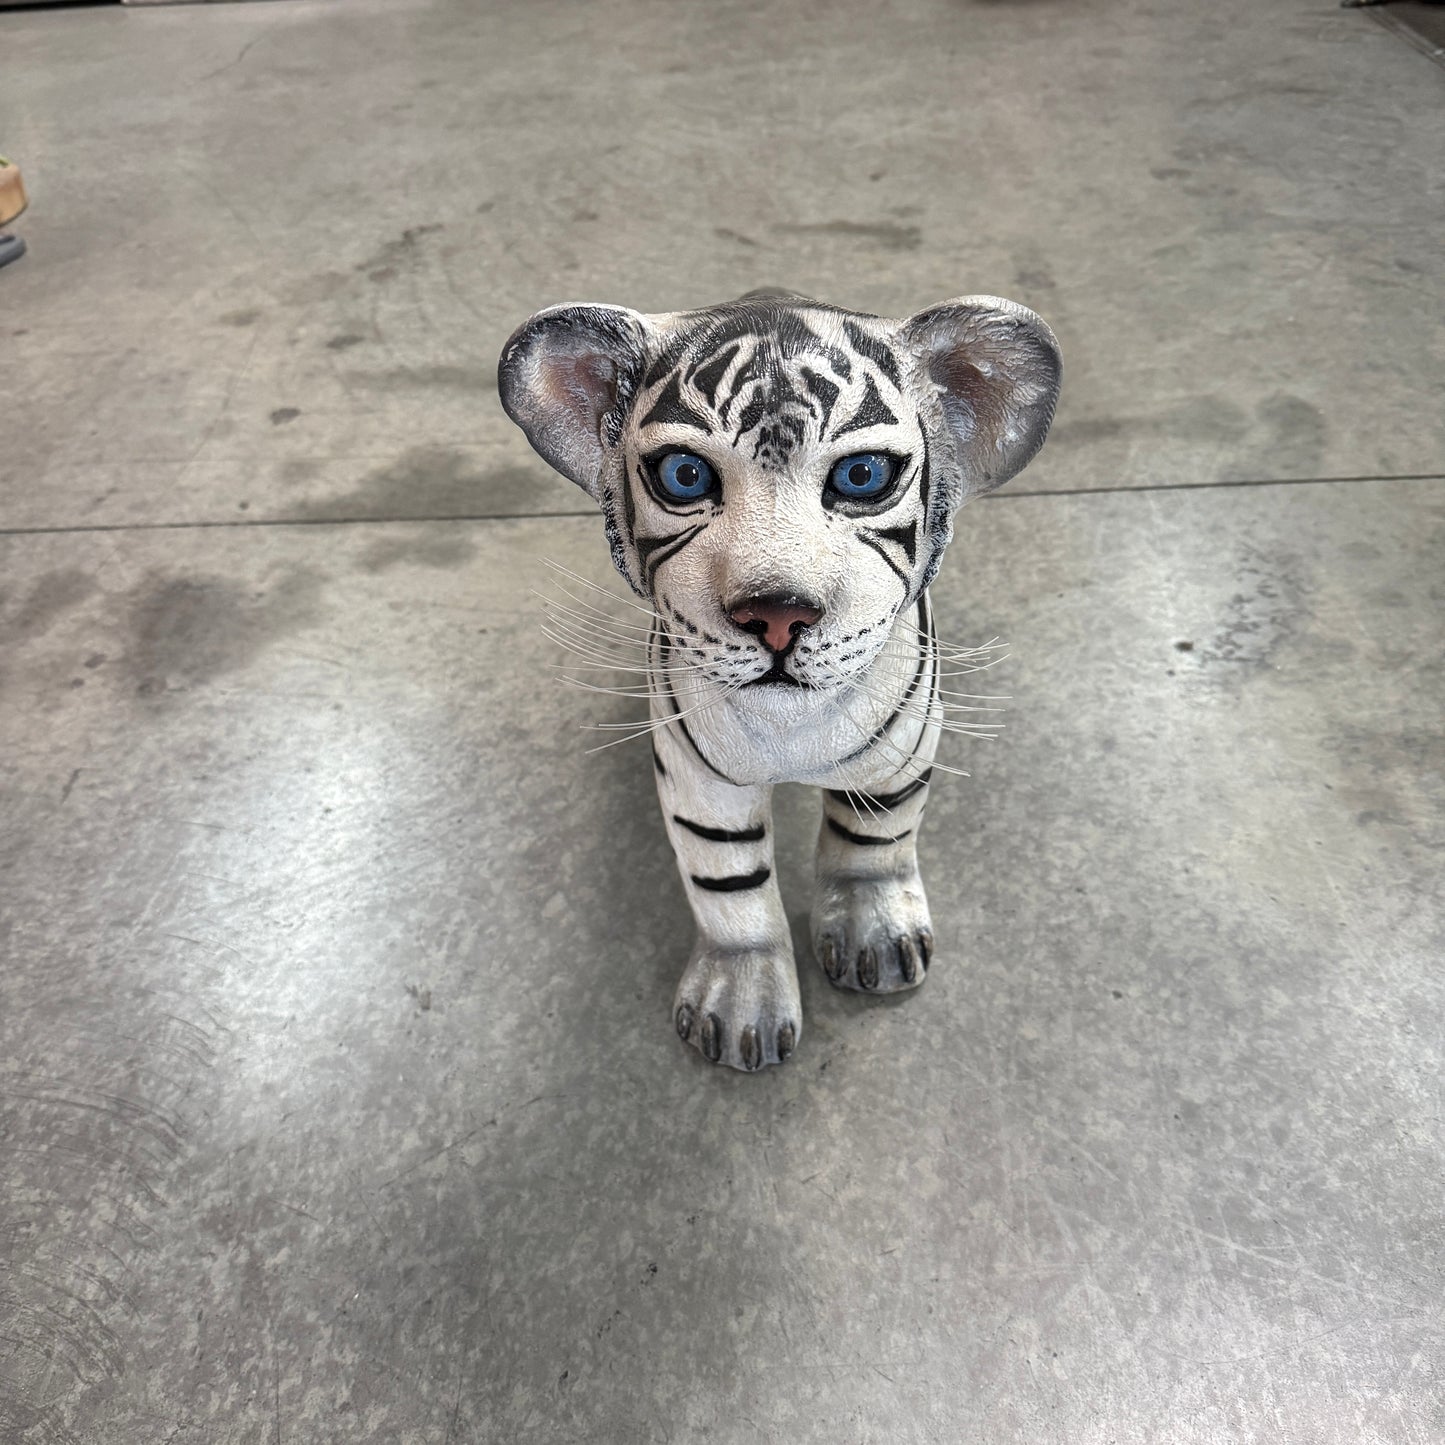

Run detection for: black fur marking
[[857, 530, 911, 589], [825, 816, 912, 847], [635, 525, 705, 587], [715, 344, 765, 428], [827, 767, 933, 812], [675, 713, 733, 781], [831, 373, 899, 439], [691, 868, 772, 892], [732, 391, 769, 443], [842, 319, 902, 389], [918, 427, 931, 521], [917, 428, 952, 591], [673, 816, 766, 843], [621, 460, 642, 565], [800, 365, 841, 432], [837, 596, 932, 765], [754, 415, 810, 464], [658, 636, 740, 784], [640, 373, 714, 433], [643, 348, 678, 390], [600, 495, 632, 593], [643, 302, 856, 428], [652, 746, 668, 779], [873, 522, 918, 566], [689, 344, 740, 408]]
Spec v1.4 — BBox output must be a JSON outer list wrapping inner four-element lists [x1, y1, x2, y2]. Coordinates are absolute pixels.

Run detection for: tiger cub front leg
[[652, 736, 800, 1072], [812, 756, 937, 995]]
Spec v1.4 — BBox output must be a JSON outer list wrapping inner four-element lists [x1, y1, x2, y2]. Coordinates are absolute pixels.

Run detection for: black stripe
[[652, 746, 667, 778], [658, 636, 740, 784], [857, 529, 911, 589], [831, 372, 899, 439], [825, 816, 911, 847], [842, 320, 902, 389], [639, 300, 855, 407], [800, 365, 840, 432], [838, 596, 932, 764], [673, 815, 765, 843], [827, 767, 933, 812], [918, 425, 931, 523], [690, 868, 772, 892], [676, 714, 734, 782], [640, 373, 713, 433], [718, 346, 764, 428], [873, 521, 918, 566], [635, 525, 704, 587], [732, 390, 769, 443], [688, 344, 740, 408], [623, 461, 641, 554], [643, 349, 677, 389]]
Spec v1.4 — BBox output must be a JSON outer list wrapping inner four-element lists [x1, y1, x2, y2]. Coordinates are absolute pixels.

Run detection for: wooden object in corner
[[0, 161, 27, 227]]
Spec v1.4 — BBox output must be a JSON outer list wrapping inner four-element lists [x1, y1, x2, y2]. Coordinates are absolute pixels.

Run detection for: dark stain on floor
[[1049, 392, 1327, 476], [1199, 544, 1307, 675], [358, 533, 478, 572], [123, 568, 326, 695], [354, 223, 444, 279], [294, 448, 531, 522], [1252, 393, 1326, 478], [7, 570, 100, 641], [714, 226, 761, 248]]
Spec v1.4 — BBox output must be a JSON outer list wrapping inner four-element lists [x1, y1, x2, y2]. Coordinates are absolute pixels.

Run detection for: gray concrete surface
[[1, 2, 1442, 1442]]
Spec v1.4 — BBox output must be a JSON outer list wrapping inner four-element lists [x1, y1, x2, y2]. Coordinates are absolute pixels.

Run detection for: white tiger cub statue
[[499, 289, 1061, 1072]]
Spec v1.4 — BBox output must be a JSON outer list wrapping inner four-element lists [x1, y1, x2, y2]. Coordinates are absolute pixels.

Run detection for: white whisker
[[560, 677, 673, 698], [581, 672, 753, 753], [539, 596, 663, 640], [540, 557, 657, 617], [830, 692, 967, 783]]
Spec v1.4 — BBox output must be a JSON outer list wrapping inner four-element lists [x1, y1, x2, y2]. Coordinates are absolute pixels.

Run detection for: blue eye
[[656, 452, 717, 500], [828, 453, 896, 499]]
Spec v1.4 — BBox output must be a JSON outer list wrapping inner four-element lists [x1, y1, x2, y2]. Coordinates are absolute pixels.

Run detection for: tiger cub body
[[499, 290, 1061, 1071]]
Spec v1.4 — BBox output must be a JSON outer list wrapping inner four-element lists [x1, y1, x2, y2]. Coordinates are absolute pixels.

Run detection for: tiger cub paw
[[811, 872, 933, 994], [672, 943, 801, 1072]]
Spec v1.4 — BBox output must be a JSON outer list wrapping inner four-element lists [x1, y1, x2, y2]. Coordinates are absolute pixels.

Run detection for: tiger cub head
[[499, 291, 1060, 697]]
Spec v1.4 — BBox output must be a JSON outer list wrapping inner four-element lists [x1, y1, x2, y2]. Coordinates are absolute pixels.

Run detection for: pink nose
[[726, 595, 824, 654]]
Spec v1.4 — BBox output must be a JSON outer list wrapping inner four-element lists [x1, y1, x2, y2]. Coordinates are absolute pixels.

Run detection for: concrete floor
[[1, 2, 1442, 1442]]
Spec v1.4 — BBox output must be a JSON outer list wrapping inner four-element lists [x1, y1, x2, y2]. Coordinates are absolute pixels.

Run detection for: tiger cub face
[[500, 292, 1061, 702]]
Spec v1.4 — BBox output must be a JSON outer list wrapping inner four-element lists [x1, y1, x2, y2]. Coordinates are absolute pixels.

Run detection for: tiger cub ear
[[498, 304, 653, 498], [902, 296, 1062, 499]]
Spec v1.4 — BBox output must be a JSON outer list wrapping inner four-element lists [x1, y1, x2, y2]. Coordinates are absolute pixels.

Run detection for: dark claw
[[918, 931, 933, 972], [821, 937, 846, 982], [898, 934, 919, 984], [858, 946, 880, 990], [776, 1023, 796, 1061], [701, 1011, 723, 1063], [740, 1025, 762, 1071], [675, 1003, 695, 1041]]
